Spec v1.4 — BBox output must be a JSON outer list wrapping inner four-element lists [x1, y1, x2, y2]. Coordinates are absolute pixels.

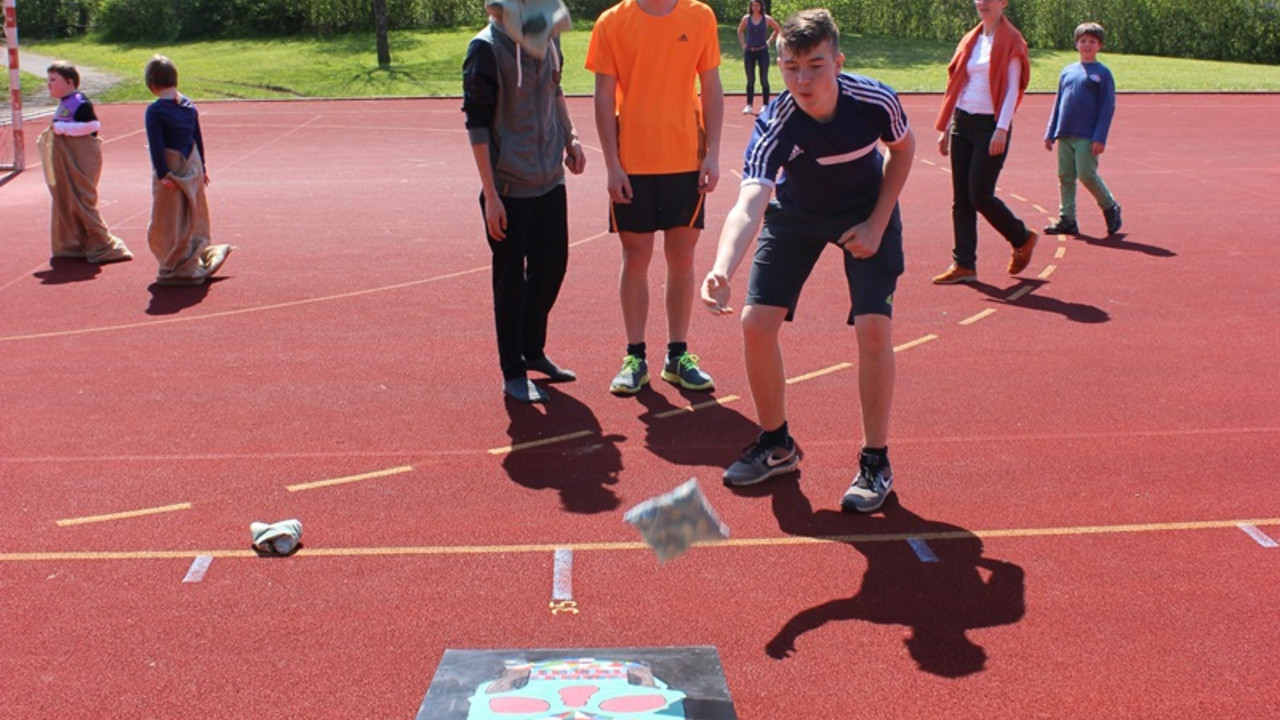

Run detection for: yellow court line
[[1038, 265, 1057, 280], [1010, 193, 1027, 202], [960, 309, 997, 326], [3, 233, 609, 344], [654, 395, 742, 419], [286, 465, 414, 492], [1055, 246, 1067, 259], [894, 334, 939, 352], [12, 517, 1280, 562], [786, 362, 852, 384], [1007, 286, 1033, 301], [488, 430, 595, 455], [56, 503, 192, 527], [1032, 203, 1048, 214]]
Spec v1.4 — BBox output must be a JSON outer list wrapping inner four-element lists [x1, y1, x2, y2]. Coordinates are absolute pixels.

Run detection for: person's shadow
[[967, 278, 1110, 324], [33, 257, 101, 285], [764, 480, 1025, 678], [636, 388, 762, 469], [145, 278, 225, 315], [500, 386, 624, 514], [1078, 231, 1176, 257]]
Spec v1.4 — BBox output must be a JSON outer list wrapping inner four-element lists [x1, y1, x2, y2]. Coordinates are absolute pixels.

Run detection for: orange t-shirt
[[585, 0, 721, 174]]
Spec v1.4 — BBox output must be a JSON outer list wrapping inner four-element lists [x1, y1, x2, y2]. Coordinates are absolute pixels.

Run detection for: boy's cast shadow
[[501, 386, 623, 514], [145, 277, 224, 315], [33, 257, 101, 285], [965, 278, 1110, 324], [636, 388, 761, 469], [765, 480, 1025, 678], [1078, 231, 1175, 257]]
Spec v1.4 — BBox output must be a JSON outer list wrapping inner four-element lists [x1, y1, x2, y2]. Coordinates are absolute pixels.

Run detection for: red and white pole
[[3, 0, 24, 171]]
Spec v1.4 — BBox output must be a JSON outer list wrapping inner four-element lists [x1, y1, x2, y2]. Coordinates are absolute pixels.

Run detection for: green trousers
[[1056, 136, 1116, 221]]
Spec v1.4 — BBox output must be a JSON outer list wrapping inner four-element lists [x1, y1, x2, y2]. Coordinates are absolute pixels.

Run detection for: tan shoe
[[932, 264, 977, 285], [1008, 231, 1038, 275]]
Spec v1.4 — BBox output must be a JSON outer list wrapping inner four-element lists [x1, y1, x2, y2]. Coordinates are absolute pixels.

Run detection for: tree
[[373, 0, 390, 67]]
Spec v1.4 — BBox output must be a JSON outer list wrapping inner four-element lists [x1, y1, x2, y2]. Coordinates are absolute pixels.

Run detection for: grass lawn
[[23, 26, 1280, 102]]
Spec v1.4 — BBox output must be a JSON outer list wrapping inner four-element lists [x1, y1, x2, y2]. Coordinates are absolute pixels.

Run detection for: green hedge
[[13, 0, 1280, 64]]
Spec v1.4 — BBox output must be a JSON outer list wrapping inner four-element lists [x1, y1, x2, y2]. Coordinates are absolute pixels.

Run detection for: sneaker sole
[[609, 373, 650, 396], [932, 274, 977, 285], [660, 370, 714, 391]]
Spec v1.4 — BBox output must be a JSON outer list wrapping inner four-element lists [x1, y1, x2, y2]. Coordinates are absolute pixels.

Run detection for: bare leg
[[855, 314, 894, 447], [741, 305, 789, 431], [619, 231, 655, 345], [661, 226, 700, 345]]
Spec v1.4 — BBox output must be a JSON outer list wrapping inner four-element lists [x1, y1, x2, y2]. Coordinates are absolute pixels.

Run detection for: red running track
[[2, 93, 1279, 718]]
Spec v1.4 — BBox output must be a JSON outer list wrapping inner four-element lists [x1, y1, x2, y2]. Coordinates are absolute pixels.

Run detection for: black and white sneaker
[[1103, 203, 1123, 235], [841, 452, 893, 512], [723, 438, 803, 487]]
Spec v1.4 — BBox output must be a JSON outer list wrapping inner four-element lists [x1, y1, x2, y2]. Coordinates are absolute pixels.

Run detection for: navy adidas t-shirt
[[742, 73, 908, 217]]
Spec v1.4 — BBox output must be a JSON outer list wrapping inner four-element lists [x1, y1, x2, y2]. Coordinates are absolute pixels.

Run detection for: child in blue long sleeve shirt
[[1043, 22, 1121, 236], [143, 54, 232, 286]]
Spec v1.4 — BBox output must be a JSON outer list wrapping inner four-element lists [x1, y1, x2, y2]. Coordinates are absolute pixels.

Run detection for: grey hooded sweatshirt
[[462, 22, 572, 198]]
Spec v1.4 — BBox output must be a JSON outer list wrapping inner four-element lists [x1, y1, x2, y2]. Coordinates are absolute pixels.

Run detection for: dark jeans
[[744, 48, 771, 107], [479, 185, 569, 381], [948, 109, 1029, 269]]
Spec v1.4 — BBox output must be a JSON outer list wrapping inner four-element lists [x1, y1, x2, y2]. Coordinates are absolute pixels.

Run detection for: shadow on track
[[500, 386, 623, 514], [763, 480, 1025, 678], [968, 278, 1110, 323]]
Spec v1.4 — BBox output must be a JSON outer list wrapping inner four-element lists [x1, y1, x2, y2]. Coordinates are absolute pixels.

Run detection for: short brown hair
[[144, 54, 179, 89], [1075, 22, 1105, 45], [47, 61, 80, 87], [778, 9, 840, 56]]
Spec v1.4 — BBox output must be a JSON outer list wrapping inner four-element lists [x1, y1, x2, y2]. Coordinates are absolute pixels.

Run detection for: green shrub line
[[18, 0, 1280, 65]]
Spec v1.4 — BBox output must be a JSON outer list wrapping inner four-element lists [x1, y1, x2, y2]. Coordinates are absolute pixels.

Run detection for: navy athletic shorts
[[746, 201, 904, 324]]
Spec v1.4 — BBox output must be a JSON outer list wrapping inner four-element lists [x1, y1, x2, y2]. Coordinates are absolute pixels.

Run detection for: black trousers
[[480, 185, 569, 380], [744, 48, 771, 106], [948, 109, 1029, 269]]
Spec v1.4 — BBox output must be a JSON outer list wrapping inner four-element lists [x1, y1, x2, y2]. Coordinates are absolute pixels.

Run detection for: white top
[[956, 31, 1022, 130]]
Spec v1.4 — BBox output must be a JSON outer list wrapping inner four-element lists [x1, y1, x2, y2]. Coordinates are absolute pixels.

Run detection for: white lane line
[[1038, 265, 1057, 279], [894, 334, 939, 352], [786, 363, 852, 384], [56, 502, 192, 527], [907, 537, 939, 562], [1238, 524, 1279, 548], [1007, 286, 1033, 301], [960, 309, 997, 326], [183, 555, 213, 583], [286, 465, 414, 492], [1055, 246, 1066, 259]]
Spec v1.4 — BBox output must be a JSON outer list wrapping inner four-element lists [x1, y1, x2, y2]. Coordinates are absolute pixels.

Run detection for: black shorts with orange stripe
[[609, 171, 705, 233]]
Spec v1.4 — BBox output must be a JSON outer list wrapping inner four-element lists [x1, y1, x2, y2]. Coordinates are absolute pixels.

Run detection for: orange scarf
[[934, 16, 1030, 132]]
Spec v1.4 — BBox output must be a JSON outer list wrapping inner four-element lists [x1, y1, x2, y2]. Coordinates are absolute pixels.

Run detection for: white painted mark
[[959, 309, 997, 326], [183, 555, 213, 583], [1007, 286, 1033, 302], [907, 537, 939, 563], [1055, 246, 1067, 259], [553, 548, 574, 600], [1238, 524, 1279, 548], [1038, 265, 1056, 279]]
